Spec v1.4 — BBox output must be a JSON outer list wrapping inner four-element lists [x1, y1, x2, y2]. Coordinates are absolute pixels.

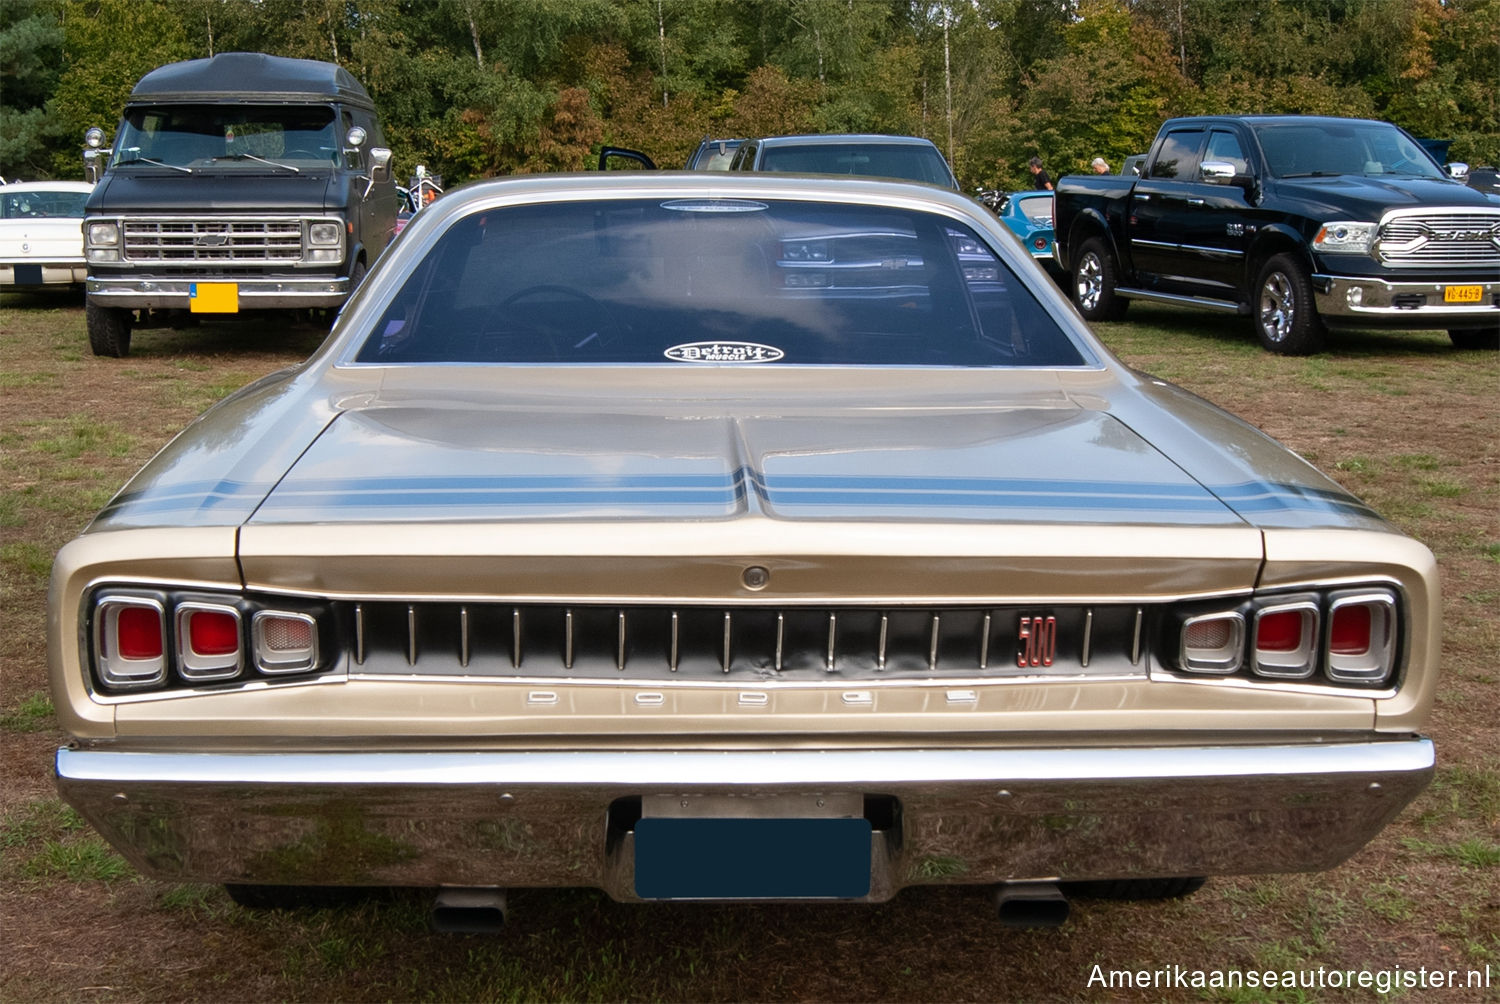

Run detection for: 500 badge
[[1017, 615, 1057, 667]]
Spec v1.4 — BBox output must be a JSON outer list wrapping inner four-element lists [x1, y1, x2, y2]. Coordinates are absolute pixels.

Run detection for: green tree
[[0, 1, 68, 177]]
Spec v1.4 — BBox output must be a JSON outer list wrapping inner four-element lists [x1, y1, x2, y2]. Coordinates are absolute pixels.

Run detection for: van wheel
[[1072, 237, 1127, 321], [86, 301, 133, 357], [1254, 254, 1325, 354], [1449, 327, 1499, 350]]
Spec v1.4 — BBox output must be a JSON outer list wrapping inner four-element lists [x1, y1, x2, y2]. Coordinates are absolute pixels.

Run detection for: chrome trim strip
[[1116, 287, 1243, 312], [56, 739, 1434, 786], [1082, 609, 1094, 668], [459, 606, 470, 668], [406, 604, 416, 666], [1131, 607, 1143, 665]]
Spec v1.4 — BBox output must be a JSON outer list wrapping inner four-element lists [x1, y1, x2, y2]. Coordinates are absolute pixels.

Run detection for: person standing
[[1091, 157, 1110, 174], [1028, 156, 1053, 191]]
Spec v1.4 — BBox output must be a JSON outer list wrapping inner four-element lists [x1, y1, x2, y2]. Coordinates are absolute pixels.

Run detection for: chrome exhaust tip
[[994, 881, 1070, 928], [432, 887, 508, 934]]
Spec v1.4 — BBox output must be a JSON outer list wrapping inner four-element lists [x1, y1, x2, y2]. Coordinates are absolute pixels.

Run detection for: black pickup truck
[[1054, 115, 1500, 353]]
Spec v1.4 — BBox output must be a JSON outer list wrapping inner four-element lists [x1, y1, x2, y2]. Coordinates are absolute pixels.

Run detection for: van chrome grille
[[342, 601, 1148, 683], [122, 218, 305, 263], [1376, 211, 1500, 268]]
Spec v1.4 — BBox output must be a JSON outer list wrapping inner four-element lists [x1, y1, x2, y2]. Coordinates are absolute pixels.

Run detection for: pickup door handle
[[1135, 193, 1151, 201], [1187, 198, 1206, 206]]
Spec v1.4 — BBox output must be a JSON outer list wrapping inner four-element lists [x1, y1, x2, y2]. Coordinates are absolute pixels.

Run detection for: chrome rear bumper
[[56, 739, 1433, 901]]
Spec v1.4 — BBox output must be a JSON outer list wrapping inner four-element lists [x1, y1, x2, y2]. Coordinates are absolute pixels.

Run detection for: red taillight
[[1256, 610, 1304, 651], [117, 606, 163, 659], [189, 610, 240, 655], [1330, 605, 1372, 655], [95, 596, 167, 688], [1326, 591, 1397, 684]]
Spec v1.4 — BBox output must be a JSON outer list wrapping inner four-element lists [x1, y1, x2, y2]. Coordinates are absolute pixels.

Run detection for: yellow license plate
[[1443, 285, 1483, 304], [189, 282, 239, 313]]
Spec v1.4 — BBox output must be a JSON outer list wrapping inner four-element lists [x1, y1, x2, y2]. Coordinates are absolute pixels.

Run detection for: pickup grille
[[1376, 212, 1500, 268], [344, 601, 1147, 683], [122, 218, 305, 263]]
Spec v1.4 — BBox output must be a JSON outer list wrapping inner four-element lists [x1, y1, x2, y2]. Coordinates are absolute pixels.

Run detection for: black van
[[81, 52, 396, 356]]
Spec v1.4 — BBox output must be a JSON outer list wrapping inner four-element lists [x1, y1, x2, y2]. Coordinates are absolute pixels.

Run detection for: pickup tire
[[86, 301, 133, 358], [1449, 327, 1499, 350], [1071, 237, 1128, 321], [1254, 254, 1325, 355]]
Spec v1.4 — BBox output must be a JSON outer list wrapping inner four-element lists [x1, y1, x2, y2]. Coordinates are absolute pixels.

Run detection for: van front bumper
[[56, 739, 1433, 901], [86, 274, 349, 309]]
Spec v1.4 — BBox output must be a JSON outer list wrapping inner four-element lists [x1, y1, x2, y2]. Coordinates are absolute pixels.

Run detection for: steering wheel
[[497, 284, 619, 359]]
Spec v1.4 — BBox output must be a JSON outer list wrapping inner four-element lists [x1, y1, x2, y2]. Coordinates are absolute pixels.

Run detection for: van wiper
[[114, 156, 192, 174], [210, 153, 300, 173]]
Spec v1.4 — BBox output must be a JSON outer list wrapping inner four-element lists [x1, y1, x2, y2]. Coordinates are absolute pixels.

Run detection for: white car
[[0, 180, 93, 291]]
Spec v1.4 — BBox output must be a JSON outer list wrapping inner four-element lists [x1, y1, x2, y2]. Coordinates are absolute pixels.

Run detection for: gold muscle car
[[50, 174, 1437, 928]]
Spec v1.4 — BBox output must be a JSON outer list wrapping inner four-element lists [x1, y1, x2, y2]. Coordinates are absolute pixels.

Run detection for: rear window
[[356, 199, 1083, 368], [757, 144, 957, 189], [1, 189, 88, 218]]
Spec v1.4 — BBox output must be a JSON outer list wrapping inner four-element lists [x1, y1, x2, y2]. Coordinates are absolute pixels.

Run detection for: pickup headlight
[[1313, 222, 1377, 255]]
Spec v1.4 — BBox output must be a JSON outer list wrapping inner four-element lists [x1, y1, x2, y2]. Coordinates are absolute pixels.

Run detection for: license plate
[[634, 817, 872, 899], [1444, 285, 1483, 304], [189, 282, 239, 313], [13, 264, 43, 286]]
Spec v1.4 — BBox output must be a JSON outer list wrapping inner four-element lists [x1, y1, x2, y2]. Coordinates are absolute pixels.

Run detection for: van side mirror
[[364, 148, 393, 198]]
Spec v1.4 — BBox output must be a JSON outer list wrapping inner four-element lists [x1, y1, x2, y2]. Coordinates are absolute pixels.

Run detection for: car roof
[[753, 134, 942, 148], [0, 180, 95, 193], [127, 52, 376, 109]]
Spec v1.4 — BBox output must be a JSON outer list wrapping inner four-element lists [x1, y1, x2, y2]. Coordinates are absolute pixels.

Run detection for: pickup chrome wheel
[[1071, 237, 1127, 321], [1254, 254, 1325, 355], [85, 300, 133, 358]]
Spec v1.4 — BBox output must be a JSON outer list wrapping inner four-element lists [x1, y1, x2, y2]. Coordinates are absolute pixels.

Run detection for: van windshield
[[113, 105, 341, 170]]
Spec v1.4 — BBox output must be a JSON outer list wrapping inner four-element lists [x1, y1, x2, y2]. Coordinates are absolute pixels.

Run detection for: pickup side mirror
[[1446, 162, 1470, 181], [1200, 161, 1239, 184]]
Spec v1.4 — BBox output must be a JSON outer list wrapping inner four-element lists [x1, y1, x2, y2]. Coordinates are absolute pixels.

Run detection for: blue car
[[993, 190, 1056, 264]]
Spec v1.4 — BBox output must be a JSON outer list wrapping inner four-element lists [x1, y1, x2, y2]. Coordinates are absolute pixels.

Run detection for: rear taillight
[[1251, 599, 1318, 679], [95, 597, 167, 688], [176, 603, 243, 681], [1172, 587, 1399, 688], [1326, 591, 1397, 683], [1179, 612, 1244, 673], [90, 589, 326, 693], [253, 611, 319, 674]]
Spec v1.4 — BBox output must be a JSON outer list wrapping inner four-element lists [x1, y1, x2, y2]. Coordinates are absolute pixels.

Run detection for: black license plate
[[13, 264, 43, 286], [634, 817, 872, 900]]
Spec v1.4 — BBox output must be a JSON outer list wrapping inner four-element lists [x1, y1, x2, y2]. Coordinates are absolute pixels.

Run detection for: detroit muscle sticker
[[664, 341, 786, 363]]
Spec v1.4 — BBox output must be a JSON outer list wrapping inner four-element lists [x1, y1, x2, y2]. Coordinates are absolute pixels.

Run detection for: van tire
[[86, 301, 133, 357]]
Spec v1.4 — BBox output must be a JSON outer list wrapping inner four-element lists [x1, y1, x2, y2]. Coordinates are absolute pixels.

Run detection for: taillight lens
[[1251, 600, 1318, 679], [176, 603, 243, 681], [1179, 612, 1244, 673], [253, 611, 319, 673], [1326, 591, 1397, 683], [95, 596, 167, 687]]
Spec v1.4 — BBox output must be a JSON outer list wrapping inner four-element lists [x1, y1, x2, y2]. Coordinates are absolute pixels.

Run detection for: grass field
[[1, 293, 1496, 1003]]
